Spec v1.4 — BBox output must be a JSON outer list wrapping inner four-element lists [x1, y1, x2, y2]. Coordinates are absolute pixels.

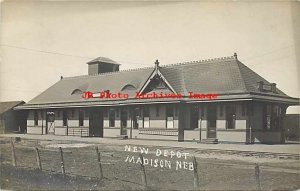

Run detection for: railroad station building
[[15, 53, 299, 144]]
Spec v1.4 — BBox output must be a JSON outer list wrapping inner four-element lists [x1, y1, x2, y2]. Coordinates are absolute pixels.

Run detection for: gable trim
[[138, 67, 177, 96]]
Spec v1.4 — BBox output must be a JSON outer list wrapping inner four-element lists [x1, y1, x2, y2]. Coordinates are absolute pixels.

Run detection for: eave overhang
[[14, 92, 299, 110]]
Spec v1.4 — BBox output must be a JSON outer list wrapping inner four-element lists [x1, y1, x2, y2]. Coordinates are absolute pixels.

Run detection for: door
[[190, 105, 199, 130], [120, 109, 128, 135], [226, 105, 236, 129], [207, 104, 217, 138], [89, 108, 103, 137], [46, 111, 55, 134]]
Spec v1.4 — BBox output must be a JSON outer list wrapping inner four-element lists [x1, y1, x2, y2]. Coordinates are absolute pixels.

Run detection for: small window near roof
[[121, 84, 136, 91], [71, 89, 83, 95]]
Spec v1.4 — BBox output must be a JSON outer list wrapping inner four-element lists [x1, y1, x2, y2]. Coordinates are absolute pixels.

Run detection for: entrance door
[[120, 109, 128, 135], [207, 104, 217, 138], [46, 111, 55, 134], [226, 105, 236, 129], [89, 108, 103, 137], [190, 105, 199, 130]]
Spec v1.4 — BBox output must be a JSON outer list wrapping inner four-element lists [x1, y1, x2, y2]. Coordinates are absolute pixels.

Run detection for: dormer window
[[121, 84, 136, 91], [257, 81, 277, 93], [71, 89, 83, 95]]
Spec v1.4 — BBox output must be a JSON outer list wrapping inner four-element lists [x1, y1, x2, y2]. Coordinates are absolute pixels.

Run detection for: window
[[247, 102, 253, 116], [71, 109, 74, 118], [79, 110, 84, 126], [34, 111, 38, 126], [201, 106, 205, 118], [263, 105, 272, 130], [174, 107, 178, 117], [220, 105, 223, 117], [109, 109, 115, 127], [166, 105, 174, 117], [103, 109, 108, 118], [85, 109, 89, 117], [116, 108, 119, 118], [57, 111, 61, 118], [143, 106, 150, 118], [242, 103, 246, 116], [63, 110, 68, 126], [156, 105, 160, 117]]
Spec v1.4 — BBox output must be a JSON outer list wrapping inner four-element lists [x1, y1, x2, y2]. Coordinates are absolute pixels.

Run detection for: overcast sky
[[0, 1, 299, 113]]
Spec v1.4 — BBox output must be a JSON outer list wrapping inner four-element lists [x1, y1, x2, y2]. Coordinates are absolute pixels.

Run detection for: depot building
[[15, 53, 299, 144]]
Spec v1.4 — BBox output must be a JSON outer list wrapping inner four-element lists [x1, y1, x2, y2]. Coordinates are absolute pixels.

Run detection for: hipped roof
[[15, 56, 299, 110]]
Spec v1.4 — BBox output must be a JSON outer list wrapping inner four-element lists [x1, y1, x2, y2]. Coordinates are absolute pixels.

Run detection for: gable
[[138, 68, 177, 96]]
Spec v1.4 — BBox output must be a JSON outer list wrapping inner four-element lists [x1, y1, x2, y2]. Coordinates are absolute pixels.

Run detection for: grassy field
[[0, 137, 299, 190]]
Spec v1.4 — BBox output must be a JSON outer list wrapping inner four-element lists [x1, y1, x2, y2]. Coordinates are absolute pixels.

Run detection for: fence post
[[59, 147, 65, 178], [255, 163, 262, 191], [10, 137, 17, 167], [193, 156, 199, 189], [95, 146, 103, 179], [139, 153, 147, 189], [34, 147, 42, 170]]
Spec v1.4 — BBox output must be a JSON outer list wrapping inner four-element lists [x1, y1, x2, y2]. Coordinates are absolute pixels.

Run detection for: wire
[[0, 44, 93, 59], [240, 41, 299, 63], [0, 44, 149, 66]]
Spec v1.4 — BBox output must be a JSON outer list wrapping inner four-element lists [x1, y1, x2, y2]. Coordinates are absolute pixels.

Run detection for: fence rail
[[139, 129, 178, 136]]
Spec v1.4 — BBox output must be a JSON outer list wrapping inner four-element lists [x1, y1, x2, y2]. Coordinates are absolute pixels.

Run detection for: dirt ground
[[0, 137, 299, 190]]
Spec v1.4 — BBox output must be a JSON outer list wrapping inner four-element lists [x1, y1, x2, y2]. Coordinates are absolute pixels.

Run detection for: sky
[[0, 1, 299, 113]]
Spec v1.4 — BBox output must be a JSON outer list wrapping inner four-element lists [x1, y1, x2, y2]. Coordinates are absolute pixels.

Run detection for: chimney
[[87, 57, 120, 75], [270, 83, 277, 93]]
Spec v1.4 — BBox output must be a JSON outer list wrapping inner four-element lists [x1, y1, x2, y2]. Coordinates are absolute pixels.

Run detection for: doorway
[[46, 111, 55, 134], [190, 105, 199, 130], [120, 108, 128, 135], [207, 104, 217, 138], [89, 108, 103, 137], [226, 105, 236, 129]]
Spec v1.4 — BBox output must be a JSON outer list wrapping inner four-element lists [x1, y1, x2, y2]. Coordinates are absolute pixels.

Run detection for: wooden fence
[[3, 138, 267, 190]]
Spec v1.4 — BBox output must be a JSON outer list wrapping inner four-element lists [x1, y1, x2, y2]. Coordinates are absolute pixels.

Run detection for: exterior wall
[[184, 129, 246, 143], [27, 126, 47, 134], [149, 105, 166, 128], [104, 128, 121, 137], [216, 104, 226, 129], [23, 101, 286, 144], [27, 110, 46, 134], [68, 109, 79, 127], [54, 127, 67, 135]]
